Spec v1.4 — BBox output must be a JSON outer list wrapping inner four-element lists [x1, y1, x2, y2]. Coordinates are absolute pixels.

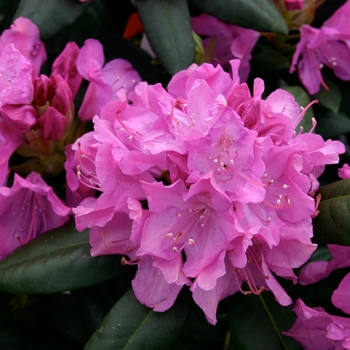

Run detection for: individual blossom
[[70, 59, 344, 324], [290, 0, 350, 94], [0, 123, 24, 185], [0, 44, 35, 183], [284, 298, 350, 350], [0, 17, 47, 76], [76, 39, 141, 121], [0, 44, 34, 108], [332, 272, 350, 316], [299, 244, 350, 285], [299, 244, 350, 319], [338, 163, 350, 179], [0, 172, 71, 260], [52, 42, 83, 99], [191, 13, 259, 81]]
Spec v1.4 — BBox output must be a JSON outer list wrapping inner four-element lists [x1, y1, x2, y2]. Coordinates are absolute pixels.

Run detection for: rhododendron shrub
[[71, 60, 344, 324], [1, 1, 350, 348]]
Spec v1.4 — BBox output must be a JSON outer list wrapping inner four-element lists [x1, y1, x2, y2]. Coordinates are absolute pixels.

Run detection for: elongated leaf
[[312, 77, 341, 113], [85, 289, 191, 350], [282, 86, 314, 132], [226, 292, 302, 350], [13, 0, 90, 39], [136, 0, 195, 75], [315, 110, 350, 139], [251, 39, 290, 74], [0, 221, 123, 294], [190, 0, 288, 35], [313, 179, 350, 245]]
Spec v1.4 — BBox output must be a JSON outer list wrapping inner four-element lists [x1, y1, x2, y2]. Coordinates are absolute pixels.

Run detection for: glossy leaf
[[0, 221, 123, 294], [313, 179, 350, 245], [190, 0, 288, 35], [282, 86, 314, 131], [312, 77, 342, 113], [251, 39, 290, 74], [136, 0, 195, 76], [226, 292, 302, 350], [315, 110, 350, 139], [13, 0, 90, 39], [84, 289, 191, 350]]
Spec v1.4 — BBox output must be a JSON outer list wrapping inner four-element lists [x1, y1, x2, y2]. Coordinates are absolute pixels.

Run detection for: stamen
[[115, 110, 143, 141], [263, 195, 290, 209], [121, 256, 139, 265], [76, 143, 102, 190], [102, 230, 136, 254], [293, 99, 318, 129], [311, 193, 321, 218]]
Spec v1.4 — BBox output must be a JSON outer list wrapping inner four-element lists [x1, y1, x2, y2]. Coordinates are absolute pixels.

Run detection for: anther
[[188, 238, 196, 246]]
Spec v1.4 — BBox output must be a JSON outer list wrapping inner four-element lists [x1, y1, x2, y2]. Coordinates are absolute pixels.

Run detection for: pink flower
[[290, 0, 350, 94], [0, 17, 47, 76], [70, 59, 344, 324], [284, 0, 305, 10], [191, 13, 259, 81], [284, 298, 350, 350], [0, 172, 71, 260], [299, 244, 350, 285], [0, 44, 33, 107], [332, 272, 350, 315], [76, 39, 141, 121], [0, 123, 24, 185], [338, 163, 350, 179], [52, 42, 83, 99]]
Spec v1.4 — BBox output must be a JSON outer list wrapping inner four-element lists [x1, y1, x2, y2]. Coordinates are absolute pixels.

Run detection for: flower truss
[[70, 59, 344, 324], [0, 18, 141, 260]]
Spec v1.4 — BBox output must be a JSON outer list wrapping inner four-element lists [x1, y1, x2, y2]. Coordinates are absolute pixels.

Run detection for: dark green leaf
[[84, 288, 191, 350], [313, 179, 350, 245], [226, 292, 302, 350], [190, 0, 288, 35], [315, 110, 350, 139], [47, 294, 89, 345], [13, 0, 91, 39], [0, 221, 123, 294], [136, 0, 195, 75], [251, 39, 290, 75], [312, 77, 342, 113], [282, 86, 314, 131]]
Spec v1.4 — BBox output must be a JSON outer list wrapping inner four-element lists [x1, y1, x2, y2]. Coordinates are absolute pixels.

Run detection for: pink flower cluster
[[290, 0, 350, 94], [0, 18, 141, 260], [70, 59, 344, 324]]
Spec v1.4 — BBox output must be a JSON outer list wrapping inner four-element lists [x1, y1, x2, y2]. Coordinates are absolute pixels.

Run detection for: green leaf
[[251, 39, 290, 74], [226, 292, 302, 350], [190, 0, 288, 35], [315, 110, 350, 139], [281, 86, 314, 131], [136, 0, 195, 76], [312, 77, 342, 113], [313, 179, 350, 245], [13, 0, 91, 39], [0, 221, 123, 294], [84, 289, 191, 350]]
